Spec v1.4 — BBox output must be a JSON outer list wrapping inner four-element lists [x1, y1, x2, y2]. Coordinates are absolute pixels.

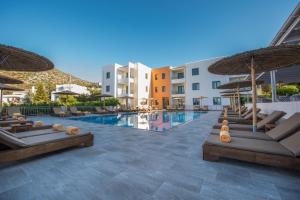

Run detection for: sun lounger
[[52, 107, 72, 117], [95, 107, 108, 114], [211, 112, 300, 141], [218, 108, 261, 124], [0, 128, 93, 162], [6, 107, 26, 118], [214, 111, 287, 131], [70, 107, 85, 116], [203, 130, 300, 169], [0, 119, 34, 127]]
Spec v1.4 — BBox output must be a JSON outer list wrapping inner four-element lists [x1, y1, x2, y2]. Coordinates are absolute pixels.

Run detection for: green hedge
[[277, 85, 299, 96]]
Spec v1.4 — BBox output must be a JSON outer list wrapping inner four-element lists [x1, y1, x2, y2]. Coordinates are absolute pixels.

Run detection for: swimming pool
[[69, 111, 205, 132]]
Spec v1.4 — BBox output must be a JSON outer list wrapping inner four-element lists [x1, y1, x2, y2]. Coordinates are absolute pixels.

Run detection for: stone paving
[[0, 111, 299, 200]]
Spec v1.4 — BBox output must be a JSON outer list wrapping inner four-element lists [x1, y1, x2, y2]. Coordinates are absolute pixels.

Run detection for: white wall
[[102, 64, 122, 97], [184, 58, 230, 110], [136, 62, 152, 106], [51, 84, 90, 101], [246, 101, 300, 118]]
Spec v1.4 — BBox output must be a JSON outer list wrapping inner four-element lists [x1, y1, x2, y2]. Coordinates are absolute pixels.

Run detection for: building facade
[[151, 67, 171, 109], [102, 62, 151, 108], [51, 84, 90, 101], [102, 58, 231, 110]]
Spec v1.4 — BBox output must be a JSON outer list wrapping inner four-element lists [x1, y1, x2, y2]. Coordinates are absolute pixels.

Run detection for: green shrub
[[277, 85, 299, 96]]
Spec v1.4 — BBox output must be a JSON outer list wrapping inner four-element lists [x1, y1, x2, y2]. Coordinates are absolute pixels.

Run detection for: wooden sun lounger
[[210, 112, 300, 141], [0, 128, 93, 163], [3, 124, 53, 133], [203, 130, 300, 170], [0, 119, 33, 127], [52, 107, 72, 117], [214, 111, 287, 131], [6, 107, 26, 118], [218, 108, 261, 124], [95, 107, 109, 114], [70, 107, 85, 116]]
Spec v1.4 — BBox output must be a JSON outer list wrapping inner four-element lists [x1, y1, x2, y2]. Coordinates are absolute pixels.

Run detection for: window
[[155, 87, 158, 93], [106, 85, 110, 92], [193, 98, 200, 105], [106, 72, 110, 79], [155, 100, 159, 105], [177, 86, 184, 94], [177, 72, 184, 79], [162, 86, 166, 92], [192, 83, 200, 90], [213, 97, 222, 105], [212, 81, 221, 89], [146, 86, 148, 92], [192, 68, 199, 76], [162, 73, 166, 79], [145, 73, 148, 79], [155, 74, 158, 80]]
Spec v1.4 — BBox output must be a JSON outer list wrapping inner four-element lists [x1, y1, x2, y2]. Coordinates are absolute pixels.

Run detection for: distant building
[[2, 91, 28, 104], [51, 84, 90, 101]]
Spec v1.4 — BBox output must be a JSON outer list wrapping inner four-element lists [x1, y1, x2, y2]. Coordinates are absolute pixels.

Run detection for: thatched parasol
[[209, 45, 300, 132], [217, 80, 264, 116], [0, 74, 23, 84], [0, 44, 54, 71], [96, 94, 114, 107], [0, 83, 23, 109]]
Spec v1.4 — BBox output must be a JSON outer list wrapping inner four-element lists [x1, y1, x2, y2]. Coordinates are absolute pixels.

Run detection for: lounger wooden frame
[[203, 142, 300, 170], [0, 133, 93, 163]]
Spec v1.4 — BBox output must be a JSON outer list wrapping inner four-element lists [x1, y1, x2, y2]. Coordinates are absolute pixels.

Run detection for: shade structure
[[0, 74, 23, 84], [0, 44, 54, 72], [96, 94, 114, 107], [0, 83, 24, 109], [220, 88, 251, 93], [209, 45, 300, 132], [53, 90, 79, 96], [217, 80, 264, 90], [119, 96, 134, 108]]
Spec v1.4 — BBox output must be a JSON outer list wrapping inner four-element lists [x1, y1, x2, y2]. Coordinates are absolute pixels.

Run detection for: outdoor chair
[[210, 112, 300, 141], [6, 107, 26, 119], [218, 108, 261, 124], [0, 128, 93, 163], [95, 107, 108, 114], [203, 129, 300, 170], [213, 111, 287, 131], [70, 107, 85, 116], [52, 107, 72, 117]]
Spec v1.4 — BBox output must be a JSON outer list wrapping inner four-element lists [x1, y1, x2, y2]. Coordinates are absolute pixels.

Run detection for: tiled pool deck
[[0, 111, 299, 200]]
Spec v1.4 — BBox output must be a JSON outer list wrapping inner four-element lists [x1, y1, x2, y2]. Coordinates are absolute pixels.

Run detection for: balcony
[[117, 93, 134, 98], [117, 77, 129, 84]]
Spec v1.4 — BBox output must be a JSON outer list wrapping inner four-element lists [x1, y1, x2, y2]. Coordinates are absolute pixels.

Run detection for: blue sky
[[0, 0, 298, 82]]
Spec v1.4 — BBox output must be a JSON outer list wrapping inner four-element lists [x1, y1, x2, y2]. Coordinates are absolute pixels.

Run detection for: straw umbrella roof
[[0, 74, 23, 84], [208, 45, 300, 75], [217, 80, 264, 89], [0, 83, 23, 91], [220, 88, 251, 93], [96, 94, 113, 98], [53, 90, 79, 95], [196, 96, 208, 99], [0, 44, 54, 71], [221, 93, 248, 97]]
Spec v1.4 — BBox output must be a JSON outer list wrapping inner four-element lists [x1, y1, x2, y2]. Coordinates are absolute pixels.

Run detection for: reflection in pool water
[[70, 111, 205, 132]]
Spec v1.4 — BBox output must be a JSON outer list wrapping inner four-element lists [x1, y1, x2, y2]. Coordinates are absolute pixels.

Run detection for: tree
[[32, 83, 49, 104]]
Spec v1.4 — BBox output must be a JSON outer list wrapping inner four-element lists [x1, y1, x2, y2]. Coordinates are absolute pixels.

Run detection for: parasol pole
[[237, 86, 241, 117], [251, 56, 257, 133], [0, 89, 2, 111], [233, 93, 236, 112]]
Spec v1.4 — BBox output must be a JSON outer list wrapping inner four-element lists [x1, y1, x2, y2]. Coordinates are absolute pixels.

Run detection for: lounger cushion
[[22, 132, 91, 146], [0, 129, 27, 148], [210, 129, 272, 140], [256, 111, 286, 129], [213, 123, 264, 132], [14, 129, 63, 139], [266, 113, 300, 141], [205, 134, 293, 156], [280, 130, 300, 157]]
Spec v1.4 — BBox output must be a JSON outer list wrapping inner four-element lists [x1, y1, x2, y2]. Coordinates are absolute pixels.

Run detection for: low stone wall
[[246, 101, 300, 118]]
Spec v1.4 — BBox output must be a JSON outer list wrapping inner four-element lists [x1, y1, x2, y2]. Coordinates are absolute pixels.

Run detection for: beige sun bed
[[0, 128, 93, 162], [211, 112, 300, 141], [203, 130, 300, 169], [214, 111, 286, 131]]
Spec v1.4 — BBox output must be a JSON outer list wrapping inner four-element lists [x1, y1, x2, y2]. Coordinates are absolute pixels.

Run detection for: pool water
[[69, 111, 205, 132]]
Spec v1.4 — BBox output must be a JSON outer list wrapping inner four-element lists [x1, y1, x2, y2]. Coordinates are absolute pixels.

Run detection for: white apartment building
[[180, 58, 230, 110], [51, 84, 90, 101], [102, 62, 151, 108]]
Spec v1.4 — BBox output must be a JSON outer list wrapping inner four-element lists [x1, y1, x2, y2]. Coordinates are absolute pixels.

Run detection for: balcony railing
[[172, 90, 185, 94]]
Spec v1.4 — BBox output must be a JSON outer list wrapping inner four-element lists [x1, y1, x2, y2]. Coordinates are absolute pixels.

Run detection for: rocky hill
[[0, 68, 97, 90]]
